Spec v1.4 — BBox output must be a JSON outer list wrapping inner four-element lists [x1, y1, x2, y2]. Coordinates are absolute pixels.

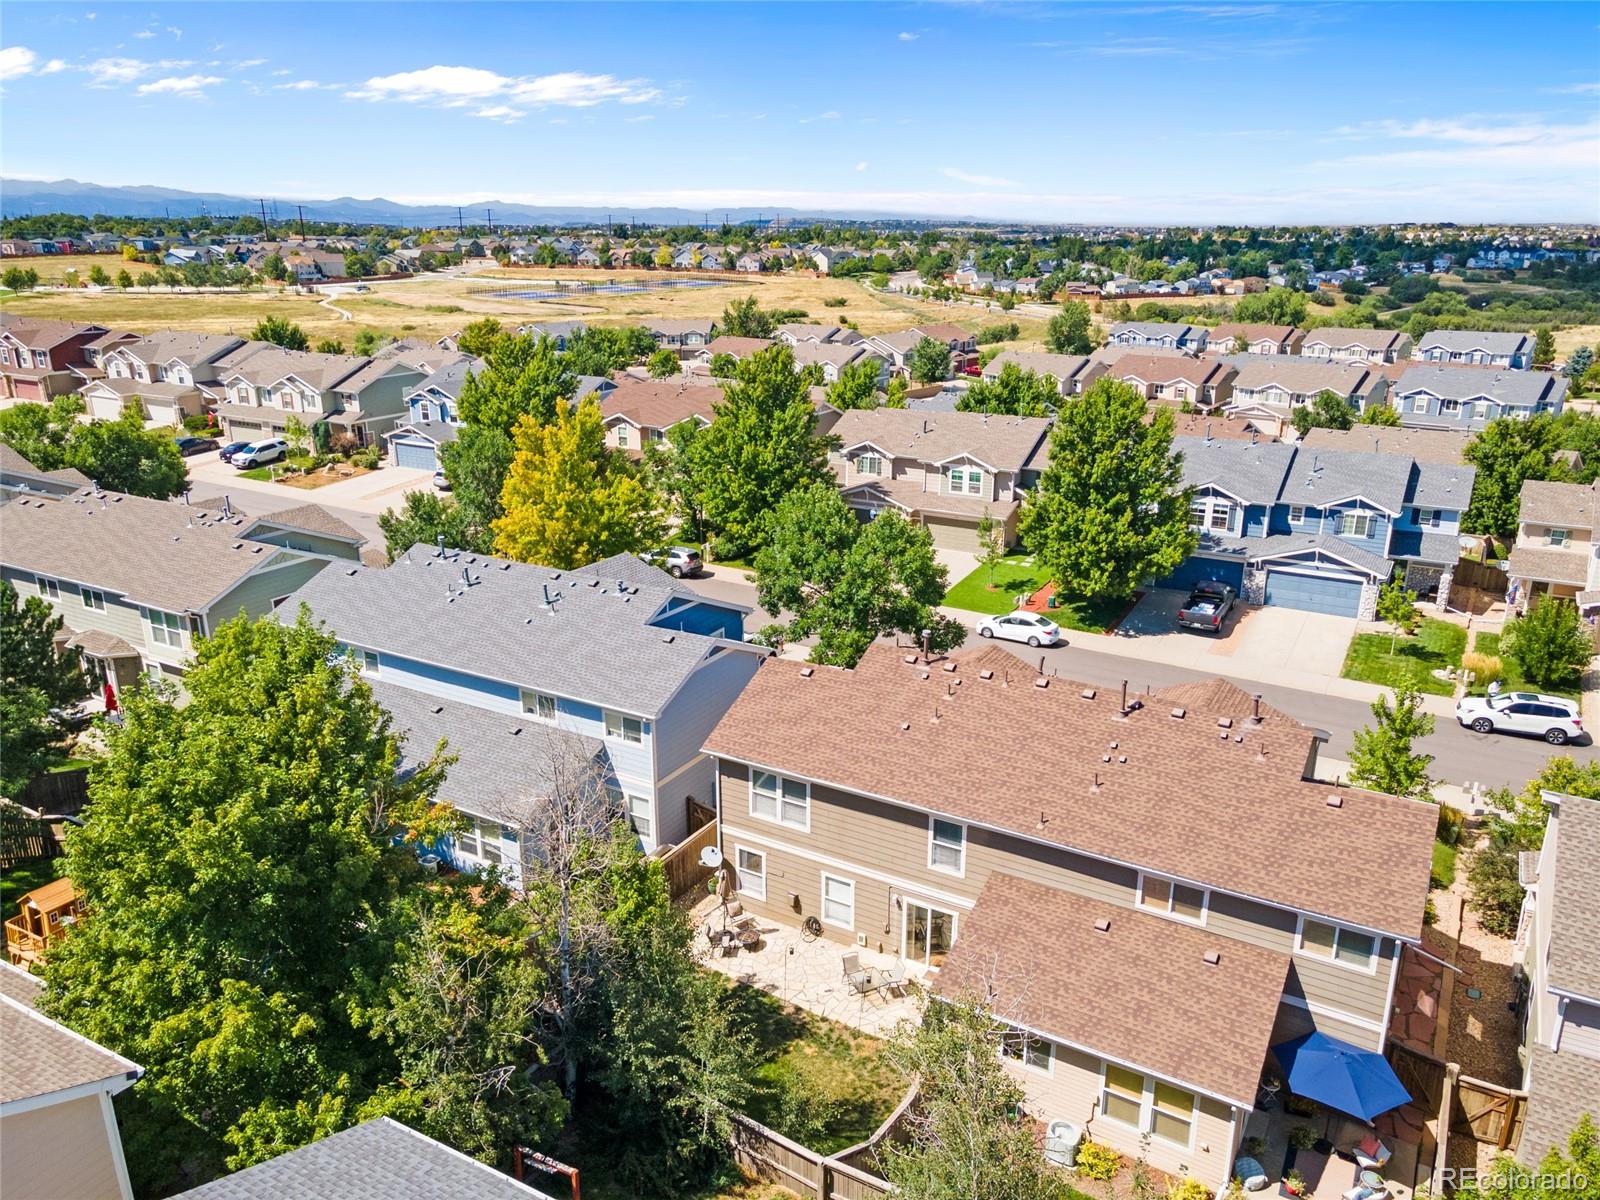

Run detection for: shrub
[[1504, 598, 1593, 689], [1468, 840, 1526, 936], [181, 413, 213, 434], [1287, 1125, 1318, 1151], [352, 447, 381, 470], [822, 296, 848, 308], [976, 321, 1021, 345], [1436, 803, 1465, 846], [1239, 1136, 1266, 1159], [1075, 1140, 1121, 1181], [1461, 651, 1503, 686], [1169, 1178, 1212, 1200], [329, 430, 361, 457]]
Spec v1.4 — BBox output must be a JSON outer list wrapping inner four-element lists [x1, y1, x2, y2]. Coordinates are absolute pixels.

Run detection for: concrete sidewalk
[[937, 605, 1461, 719]]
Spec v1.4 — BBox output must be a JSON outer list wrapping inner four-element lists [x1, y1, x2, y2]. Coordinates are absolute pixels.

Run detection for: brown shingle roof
[[1518, 480, 1599, 530], [1548, 792, 1600, 1002], [0, 313, 108, 351], [1104, 353, 1234, 389], [1210, 323, 1302, 349], [0, 971, 141, 1105], [830, 407, 1051, 472], [1301, 327, 1404, 353], [249, 504, 365, 545], [935, 873, 1289, 1105], [700, 336, 774, 359], [1299, 426, 1472, 465], [1506, 544, 1588, 587], [703, 643, 1436, 935], [601, 379, 722, 431]]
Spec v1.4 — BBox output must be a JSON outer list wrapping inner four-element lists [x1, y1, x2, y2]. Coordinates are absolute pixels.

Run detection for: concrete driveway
[[1115, 587, 1356, 677], [935, 548, 980, 586]]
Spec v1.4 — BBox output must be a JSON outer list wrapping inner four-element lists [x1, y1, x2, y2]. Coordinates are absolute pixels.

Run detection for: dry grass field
[[8, 253, 158, 284], [1554, 324, 1600, 358]]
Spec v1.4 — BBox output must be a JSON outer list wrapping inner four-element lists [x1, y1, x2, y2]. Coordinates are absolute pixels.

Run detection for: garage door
[[1263, 570, 1362, 616], [922, 515, 983, 553], [1155, 555, 1245, 593], [393, 439, 438, 471], [87, 392, 126, 421]]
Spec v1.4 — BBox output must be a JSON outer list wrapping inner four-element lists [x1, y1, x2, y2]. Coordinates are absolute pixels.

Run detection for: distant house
[[1513, 790, 1600, 1170], [1107, 322, 1207, 354], [1390, 365, 1567, 431], [212, 344, 427, 447], [600, 379, 722, 453], [885, 270, 922, 293], [788, 340, 890, 386], [980, 350, 1102, 397], [1222, 357, 1390, 439], [1102, 354, 1236, 412], [645, 319, 715, 349], [735, 253, 765, 273], [695, 335, 774, 364], [775, 323, 862, 347], [0, 314, 110, 401], [810, 247, 854, 275], [516, 320, 587, 350], [80, 377, 203, 428], [384, 357, 480, 471], [1300, 328, 1411, 364], [1416, 330, 1534, 370], [866, 324, 978, 375], [1, 962, 144, 1200], [161, 245, 226, 267], [828, 407, 1053, 550], [1207, 323, 1304, 357]]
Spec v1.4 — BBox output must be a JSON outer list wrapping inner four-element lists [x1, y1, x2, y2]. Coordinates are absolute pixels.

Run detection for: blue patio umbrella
[[1272, 1031, 1411, 1121]]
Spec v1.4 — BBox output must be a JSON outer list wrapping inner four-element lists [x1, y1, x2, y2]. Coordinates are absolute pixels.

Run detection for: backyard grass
[[1469, 632, 1583, 700], [943, 556, 1128, 633], [1431, 840, 1458, 889], [0, 857, 60, 915], [1340, 618, 1467, 696]]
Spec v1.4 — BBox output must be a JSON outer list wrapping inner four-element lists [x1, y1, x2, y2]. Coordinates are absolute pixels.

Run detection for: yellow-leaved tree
[[492, 397, 665, 569]]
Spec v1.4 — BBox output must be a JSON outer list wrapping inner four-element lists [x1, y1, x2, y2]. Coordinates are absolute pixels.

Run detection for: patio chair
[[1350, 1135, 1391, 1172], [842, 951, 872, 996], [878, 960, 907, 998]]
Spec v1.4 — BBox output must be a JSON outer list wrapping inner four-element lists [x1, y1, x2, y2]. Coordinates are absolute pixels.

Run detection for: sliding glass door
[[903, 901, 956, 972]]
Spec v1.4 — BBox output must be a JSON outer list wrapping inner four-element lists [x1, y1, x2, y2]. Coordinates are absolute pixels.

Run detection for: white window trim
[[735, 845, 766, 902], [360, 650, 380, 676], [521, 689, 557, 722], [928, 814, 967, 877], [820, 871, 856, 931], [604, 709, 645, 744], [1339, 511, 1374, 539], [1136, 872, 1209, 925], [999, 1025, 1055, 1076], [80, 587, 107, 611], [1294, 914, 1380, 975], [901, 897, 958, 972], [1288, 505, 1306, 526], [1098, 1062, 1197, 1151], [750, 769, 811, 832], [143, 607, 186, 649], [37, 576, 61, 601]]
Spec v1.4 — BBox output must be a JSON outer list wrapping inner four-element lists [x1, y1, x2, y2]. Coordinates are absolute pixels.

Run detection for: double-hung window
[[1100, 1065, 1196, 1147], [360, 650, 379, 676], [1297, 917, 1377, 971], [1101, 1065, 1146, 1127], [616, 425, 630, 448], [929, 818, 965, 874], [946, 466, 983, 496], [735, 847, 766, 901], [1137, 874, 1207, 923], [37, 577, 60, 601], [821, 874, 855, 929], [608, 789, 652, 842], [1000, 1027, 1053, 1073], [1549, 528, 1570, 547], [521, 690, 557, 721], [1339, 512, 1373, 539], [1415, 508, 1441, 528], [146, 609, 185, 649], [81, 588, 107, 612], [1288, 505, 1306, 526], [751, 770, 808, 829], [604, 710, 644, 743], [856, 453, 882, 477]]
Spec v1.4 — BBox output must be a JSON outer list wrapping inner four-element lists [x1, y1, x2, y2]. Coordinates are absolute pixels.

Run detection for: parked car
[[1456, 692, 1583, 745], [642, 546, 704, 578], [218, 440, 252, 463], [976, 611, 1061, 647], [432, 468, 451, 491], [1177, 581, 1236, 633], [232, 439, 289, 469], [175, 436, 220, 457]]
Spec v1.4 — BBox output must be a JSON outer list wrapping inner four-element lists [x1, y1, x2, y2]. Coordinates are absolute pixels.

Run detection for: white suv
[[1456, 692, 1583, 745], [233, 438, 289, 469]]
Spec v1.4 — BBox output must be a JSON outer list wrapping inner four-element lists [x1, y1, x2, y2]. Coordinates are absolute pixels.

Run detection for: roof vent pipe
[[461, 565, 472, 589], [436, 533, 445, 558], [1251, 694, 1263, 724]]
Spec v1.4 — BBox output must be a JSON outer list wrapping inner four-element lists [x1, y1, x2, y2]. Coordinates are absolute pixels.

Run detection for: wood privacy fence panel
[[1453, 1074, 1527, 1153], [1453, 557, 1508, 597], [826, 1160, 893, 1200], [0, 820, 59, 869], [658, 819, 719, 900], [1387, 1042, 1447, 1116], [731, 1115, 824, 1199], [19, 768, 90, 818]]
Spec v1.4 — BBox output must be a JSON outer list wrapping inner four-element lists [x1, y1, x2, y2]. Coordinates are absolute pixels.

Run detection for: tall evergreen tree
[[0, 580, 87, 796]]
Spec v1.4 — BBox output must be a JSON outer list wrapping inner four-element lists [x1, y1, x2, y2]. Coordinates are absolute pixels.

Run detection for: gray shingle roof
[[174, 1118, 557, 1200], [1195, 530, 1395, 579], [1283, 446, 1413, 513], [1548, 792, 1600, 1002], [247, 504, 365, 545], [287, 548, 753, 718], [1174, 435, 1295, 505], [1409, 460, 1477, 510], [1223, 354, 1378, 397], [109, 330, 244, 367], [0, 971, 142, 1106], [1393, 365, 1567, 409], [1517, 1045, 1600, 1170], [371, 680, 603, 826], [1111, 321, 1196, 339], [1418, 330, 1531, 356]]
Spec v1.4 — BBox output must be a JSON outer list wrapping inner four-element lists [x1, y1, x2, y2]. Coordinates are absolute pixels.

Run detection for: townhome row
[[703, 642, 1437, 1191]]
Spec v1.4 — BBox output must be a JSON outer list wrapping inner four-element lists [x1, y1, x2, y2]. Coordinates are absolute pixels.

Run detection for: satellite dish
[[699, 845, 724, 869]]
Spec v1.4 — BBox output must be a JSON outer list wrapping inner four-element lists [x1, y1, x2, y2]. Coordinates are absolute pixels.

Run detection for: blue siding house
[[286, 547, 769, 884], [1157, 435, 1475, 617], [1390, 365, 1567, 432], [384, 358, 477, 471]]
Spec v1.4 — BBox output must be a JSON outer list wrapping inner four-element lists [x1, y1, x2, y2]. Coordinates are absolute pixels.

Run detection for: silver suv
[[643, 546, 704, 578]]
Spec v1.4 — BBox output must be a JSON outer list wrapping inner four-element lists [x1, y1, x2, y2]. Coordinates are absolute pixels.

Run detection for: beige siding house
[[0, 963, 143, 1200], [1505, 479, 1600, 612], [1300, 329, 1412, 365], [704, 647, 1436, 1190]]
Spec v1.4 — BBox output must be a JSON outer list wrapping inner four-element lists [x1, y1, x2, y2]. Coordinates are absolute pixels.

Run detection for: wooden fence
[[1453, 1073, 1526, 1153], [729, 1083, 918, 1199], [657, 818, 719, 900], [1452, 556, 1508, 597], [0, 804, 61, 869], [19, 768, 90, 819]]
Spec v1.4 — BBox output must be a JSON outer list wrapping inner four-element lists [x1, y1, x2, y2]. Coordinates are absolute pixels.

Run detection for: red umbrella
[[103, 681, 118, 713]]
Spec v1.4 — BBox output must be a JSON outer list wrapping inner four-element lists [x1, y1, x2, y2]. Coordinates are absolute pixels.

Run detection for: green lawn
[[1431, 840, 1458, 890], [1469, 632, 1582, 700], [1340, 618, 1468, 696], [0, 857, 60, 916], [235, 452, 314, 482], [944, 556, 1127, 633]]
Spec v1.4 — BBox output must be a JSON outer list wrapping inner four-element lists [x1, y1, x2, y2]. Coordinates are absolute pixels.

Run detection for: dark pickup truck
[[1176, 580, 1236, 633]]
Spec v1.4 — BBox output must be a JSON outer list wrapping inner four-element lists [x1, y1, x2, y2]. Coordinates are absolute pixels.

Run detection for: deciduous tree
[[1348, 687, 1435, 801], [377, 490, 484, 561], [0, 580, 87, 796], [1019, 378, 1195, 600], [647, 347, 681, 378], [249, 316, 309, 350], [1233, 287, 1309, 327], [1376, 574, 1420, 652], [1464, 415, 1555, 537], [65, 407, 187, 499], [825, 358, 881, 411], [1289, 388, 1357, 437], [956, 362, 1056, 417], [457, 333, 576, 435], [455, 317, 503, 358], [908, 336, 952, 384], [1504, 597, 1593, 690], [1045, 300, 1094, 355], [493, 398, 664, 569]]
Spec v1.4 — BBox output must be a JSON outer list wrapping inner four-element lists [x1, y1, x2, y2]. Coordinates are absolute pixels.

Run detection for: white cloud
[[624, 113, 655, 123], [41, 59, 69, 74], [136, 73, 223, 97], [897, 31, 918, 41], [941, 166, 1019, 187], [133, 29, 156, 39], [269, 67, 292, 76], [1322, 115, 1600, 171], [1548, 81, 1600, 94], [274, 79, 324, 91], [472, 104, 520, 122], [166, 26, 183, 39], [346, 65, 661, 117], [0, 46, 39, 80], [799, 110, 840, 124], [86, 56, 152, 84], [235, 57, 267, 69], [855, 160, 869, 171]]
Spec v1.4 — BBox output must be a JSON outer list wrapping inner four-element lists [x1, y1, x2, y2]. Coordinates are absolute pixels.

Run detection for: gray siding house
[[1417, 330, 1534, 370], [1390, 365, 1567, 431]]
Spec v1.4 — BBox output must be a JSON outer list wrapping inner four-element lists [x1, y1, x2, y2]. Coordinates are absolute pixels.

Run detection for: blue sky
[[2, 1, 1597, 223]]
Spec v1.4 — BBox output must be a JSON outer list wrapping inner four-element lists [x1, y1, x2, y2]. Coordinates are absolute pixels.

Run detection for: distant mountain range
[[0, 178, 982, 227]]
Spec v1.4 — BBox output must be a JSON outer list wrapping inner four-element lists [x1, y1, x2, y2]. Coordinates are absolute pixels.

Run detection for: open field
[[0, 266, 1034, 345], [1553, 324, 1600, 358], [9, 252, 158, 284]]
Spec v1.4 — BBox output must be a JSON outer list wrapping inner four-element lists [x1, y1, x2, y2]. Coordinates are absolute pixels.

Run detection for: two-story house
[[1107, 322, 1208, 354], [1101, 354, 1236, 412], [381, 357, 489, 472], [1513, 788, 1600, 1168], [788, 340, 891, 386], [1389, 365, 1567, 431], [516, 320, 588, 350], [285, 547, 769, 875], [829, 407, 1052, 551], [1222, 357, 1390, 439], [0, 314, 110, 402], [866, 324, 979, 376], [0, 487, 356, 691], [1159, 435, 1475, 617], [212, 345, 426, 447], [980, 351, 1103, 398], [1416, 330, 1534, 370], [1300, 328, 1412, 364], [703, 643, 1436, 1191], [0, 445, 90, 503], [1206, 323, 1305, 356], [646, 319, 716, 350], [600, 379, 722, 454], [1505, 479, 1600, 614], [775, 323, 864, 348]]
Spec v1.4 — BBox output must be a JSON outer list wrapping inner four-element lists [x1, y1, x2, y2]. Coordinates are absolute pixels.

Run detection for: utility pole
[[486, 208, 493, 235], [296, 204, 306, 239], [457, 206, 464, 235]]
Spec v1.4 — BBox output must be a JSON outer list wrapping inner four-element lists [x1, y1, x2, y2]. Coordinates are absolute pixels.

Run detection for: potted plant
[[1287, 1126, 1318, 1152], [1283, 1169, 1306, 1197]]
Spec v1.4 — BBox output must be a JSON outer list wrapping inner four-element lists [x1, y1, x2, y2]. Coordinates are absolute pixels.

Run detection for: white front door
[[902, 900, 957, 974]]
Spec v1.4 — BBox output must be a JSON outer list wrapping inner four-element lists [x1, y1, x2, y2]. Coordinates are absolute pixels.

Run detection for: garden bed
[[1339, 618, 1467, 695], [280, 464, 374, 489]]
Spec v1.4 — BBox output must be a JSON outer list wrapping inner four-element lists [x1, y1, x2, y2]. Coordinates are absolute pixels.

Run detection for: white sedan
[[976, 612, 1062, 647], [1456, 692, 1584, 745]]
